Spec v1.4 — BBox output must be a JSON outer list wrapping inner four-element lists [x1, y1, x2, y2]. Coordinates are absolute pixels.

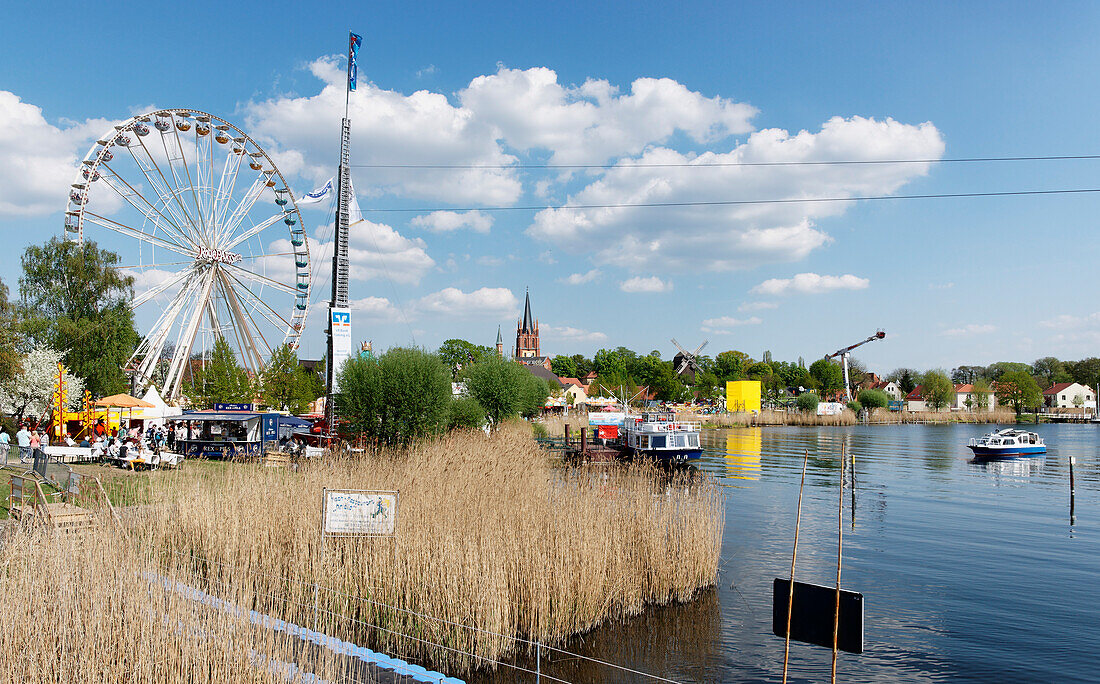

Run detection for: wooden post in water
[[564, 423, 570, 447], [1070, 456, 1076, 525], [782, 450, 810, 684], [832, 445, 846, 683], [580, 426, 587, 455]]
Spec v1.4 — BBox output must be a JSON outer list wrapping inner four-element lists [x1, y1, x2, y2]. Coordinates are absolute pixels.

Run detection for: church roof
[[496, 325, 502, 345], [521, 288, 534, 333]]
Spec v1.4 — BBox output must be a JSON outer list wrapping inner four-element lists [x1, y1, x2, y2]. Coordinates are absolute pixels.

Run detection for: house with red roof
[[1042, 382, 1096, 409], [905, 385, 927, 412], [870, 380, 903, 402], [951, 384, 995, 411]]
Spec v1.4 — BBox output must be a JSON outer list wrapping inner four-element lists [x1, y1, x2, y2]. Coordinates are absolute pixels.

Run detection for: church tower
[[515, 289, 540, 358], [495, 325, 504, 358]]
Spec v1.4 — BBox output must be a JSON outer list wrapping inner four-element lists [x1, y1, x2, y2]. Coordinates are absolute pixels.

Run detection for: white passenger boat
[[620, 412, 702, 463], [967, 428, 1046, 457]]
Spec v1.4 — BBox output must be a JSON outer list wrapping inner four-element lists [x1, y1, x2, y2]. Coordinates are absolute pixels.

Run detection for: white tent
[[134, 387, 183, 424]]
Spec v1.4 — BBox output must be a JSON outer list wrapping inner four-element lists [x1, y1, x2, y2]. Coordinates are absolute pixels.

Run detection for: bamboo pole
[[831, 445, 846, 683], [782, 450, 810, 684]]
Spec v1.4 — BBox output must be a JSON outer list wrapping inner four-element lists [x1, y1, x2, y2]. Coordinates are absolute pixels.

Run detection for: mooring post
[[1070, 456, 1077, 525], [580, 427, 587, 454], [536, 640, 541, 683], [564, 423, 570, 447], [832, 445, 846, 683], [782, 450, 810, 684]]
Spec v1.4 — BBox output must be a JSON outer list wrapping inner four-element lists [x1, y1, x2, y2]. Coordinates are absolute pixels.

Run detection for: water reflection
[[471, 589, 722, 683], [967, 455, 1046, 483], [725, 429, 762, 481]]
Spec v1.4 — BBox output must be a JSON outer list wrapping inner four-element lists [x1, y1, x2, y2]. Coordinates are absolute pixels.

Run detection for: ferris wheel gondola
[[63, 108, 311, 402]]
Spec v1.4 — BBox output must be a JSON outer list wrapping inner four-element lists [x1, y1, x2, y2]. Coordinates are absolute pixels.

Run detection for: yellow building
[[726, 380, 761, 413]]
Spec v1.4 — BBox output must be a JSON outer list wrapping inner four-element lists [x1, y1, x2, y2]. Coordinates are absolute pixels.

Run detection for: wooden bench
[[262, 451, 292, 468]]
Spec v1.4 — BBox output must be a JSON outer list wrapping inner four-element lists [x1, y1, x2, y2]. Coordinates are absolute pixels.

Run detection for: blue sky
[[3, 1, 1100, 375]]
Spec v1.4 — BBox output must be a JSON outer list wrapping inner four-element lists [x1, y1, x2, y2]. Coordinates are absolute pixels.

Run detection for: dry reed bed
[[0, 525, 365, 683], [700, 408, 1017, 427], [128, 423, 723, 675]]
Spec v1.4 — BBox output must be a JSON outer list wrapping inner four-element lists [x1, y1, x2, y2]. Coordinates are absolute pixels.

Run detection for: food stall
[[176, 404, 308, 459]]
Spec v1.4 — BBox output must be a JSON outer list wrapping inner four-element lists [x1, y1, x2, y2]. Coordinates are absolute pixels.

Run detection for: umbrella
[[95, 394, 156, 433], [95, 394, 156, 409]]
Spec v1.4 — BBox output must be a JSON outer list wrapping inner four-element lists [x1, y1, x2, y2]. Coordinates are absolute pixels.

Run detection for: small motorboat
[[967, 428, 1046, 457]]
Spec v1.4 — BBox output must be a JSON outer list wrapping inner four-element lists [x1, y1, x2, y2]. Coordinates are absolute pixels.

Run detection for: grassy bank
[[697, 407, 1018, 428], [1, 423, 723, 680]]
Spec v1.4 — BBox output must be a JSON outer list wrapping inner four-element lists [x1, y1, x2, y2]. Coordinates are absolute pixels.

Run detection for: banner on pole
[[323, 489, 398, 536], [348, 32, 362, 92], [298, 178, 334, 205], [331, 307, 351, 388]]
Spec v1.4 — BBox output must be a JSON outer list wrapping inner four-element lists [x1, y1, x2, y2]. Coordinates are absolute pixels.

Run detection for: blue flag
[[348, 32, 362, 92]]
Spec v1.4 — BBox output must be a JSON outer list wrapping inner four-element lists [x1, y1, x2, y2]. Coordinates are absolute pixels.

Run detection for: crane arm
[[824, 330, 886, 359]]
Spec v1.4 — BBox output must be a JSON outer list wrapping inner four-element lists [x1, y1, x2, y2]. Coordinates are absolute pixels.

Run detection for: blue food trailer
[[176, 404, 309, 459]]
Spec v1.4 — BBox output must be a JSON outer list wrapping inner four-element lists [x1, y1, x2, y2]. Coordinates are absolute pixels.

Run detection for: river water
[[500, 423, 1100, 683]]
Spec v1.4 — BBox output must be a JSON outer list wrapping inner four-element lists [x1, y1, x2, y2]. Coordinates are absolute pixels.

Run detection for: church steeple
[[515, 287, 540, 358], [495, 325, 503, 357], [521, 287, 534, 333]]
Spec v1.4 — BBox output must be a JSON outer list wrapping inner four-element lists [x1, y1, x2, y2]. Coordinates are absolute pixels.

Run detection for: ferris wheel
[[63, 109, 311, 401]]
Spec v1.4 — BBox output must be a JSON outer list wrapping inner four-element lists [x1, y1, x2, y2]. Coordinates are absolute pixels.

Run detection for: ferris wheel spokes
[[126, 138, 201, 242], [221, 212, 289, 252], [161, 269, 217, 397], [82, 211, 196, 258], [97, 161, 198, 250]]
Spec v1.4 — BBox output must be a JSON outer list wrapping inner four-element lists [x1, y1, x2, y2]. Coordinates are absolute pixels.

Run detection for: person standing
[[16, 424, 31, 463], [0, 427, 10, 464]]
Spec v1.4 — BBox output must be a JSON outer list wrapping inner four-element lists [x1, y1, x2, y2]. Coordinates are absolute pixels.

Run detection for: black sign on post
[[773, 578, 864, 654]]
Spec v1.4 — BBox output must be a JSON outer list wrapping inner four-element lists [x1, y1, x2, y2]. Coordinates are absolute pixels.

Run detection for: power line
[[360, 187, 1100, 214], [351, 153, 1100, 170]]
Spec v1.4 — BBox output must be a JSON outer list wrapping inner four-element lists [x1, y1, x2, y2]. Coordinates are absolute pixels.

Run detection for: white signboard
[[323, 489, 398, 537], [588, 411, 625, 426], [331, 307, 352, 388], [817, 402, 845, 416]]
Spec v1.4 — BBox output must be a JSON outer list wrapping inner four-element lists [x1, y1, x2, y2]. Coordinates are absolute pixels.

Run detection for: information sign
[[323, 489, 398, 537], [588, 412, 625, 426]]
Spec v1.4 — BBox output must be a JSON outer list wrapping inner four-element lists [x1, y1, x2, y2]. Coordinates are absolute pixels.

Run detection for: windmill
[[671, 338, 708, 384]]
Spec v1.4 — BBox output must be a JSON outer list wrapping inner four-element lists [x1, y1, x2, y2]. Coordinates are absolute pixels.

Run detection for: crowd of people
[[1, 418, 184, 467]]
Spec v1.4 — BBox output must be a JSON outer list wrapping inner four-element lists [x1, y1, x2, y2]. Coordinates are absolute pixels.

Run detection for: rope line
[[358, 187, 1100, 214], [168, 549, 682, 683]]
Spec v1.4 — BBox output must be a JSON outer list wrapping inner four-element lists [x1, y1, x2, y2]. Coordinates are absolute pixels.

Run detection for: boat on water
[[967, 428, 1046, 457], [620, 411, 703, 463]]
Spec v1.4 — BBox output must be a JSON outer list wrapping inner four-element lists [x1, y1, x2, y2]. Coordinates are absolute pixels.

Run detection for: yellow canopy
[[95, 393, 156, 409]]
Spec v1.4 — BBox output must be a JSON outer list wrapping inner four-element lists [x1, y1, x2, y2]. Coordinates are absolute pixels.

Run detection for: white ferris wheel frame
[[63, 108, 311, 401]]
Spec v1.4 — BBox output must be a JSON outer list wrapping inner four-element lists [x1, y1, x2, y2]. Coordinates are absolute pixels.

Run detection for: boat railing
[[634, 420, 701, 432]]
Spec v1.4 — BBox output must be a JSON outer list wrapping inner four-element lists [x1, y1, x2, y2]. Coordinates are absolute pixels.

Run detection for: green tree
[[260, 344, 320, 414], [795, 392, 819, 413], [809, 359, 844, 392], [464, 357, 536, 426], [550, 355, 578, 378], [593, 347, 633, 379], [0, 278, 22, 386], [693, 370, 720, 402], [520, 374, 551, 418], [714, 350, 748, 381], [996, 370, 1042, 416], [985, 361, 1032, 382], [1067, 358, 1100, 388], [633, 355, 684, 401], [887, 368, 918, 394], [857, 389, 889, 409], [447, 396, 486, 430], [183, 337, 253, 409], [336, 347, 451, 445], [438, 339, 495, 378], [920, 370, 954, 411], [1031, 357, 1066, 388], [19, 237, 140, 397], [570, 354, 594, 377]]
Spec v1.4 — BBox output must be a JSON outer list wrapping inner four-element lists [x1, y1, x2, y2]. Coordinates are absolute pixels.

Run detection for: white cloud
[[701, 316, 762, 334], [929, 282, 955, 290], [0, 91, 117, 216], [459, 66, 756, 165], [528, 116, 944, 272], [941, 324, 996, 337], [410, 210, 493, 233], [350, 296, 399, 318], [1039, 312, 1100, 329], [620, 276, 672, 293], [751, 272, 869, 296], [415, 64, 437, 78], [738, 301, 778, 312], [416, 287, 518, 317], [560, 269, 601, 285], [542, 325, 608, 342], [245, 57, 522, 205]]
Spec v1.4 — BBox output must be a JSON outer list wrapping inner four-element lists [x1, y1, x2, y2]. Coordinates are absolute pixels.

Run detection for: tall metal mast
[[824, 330, 886, 402], [325, 32, 361, 440]]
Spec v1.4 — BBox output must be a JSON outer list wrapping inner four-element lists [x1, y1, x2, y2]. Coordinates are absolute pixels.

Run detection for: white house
[[1042, 382, 1096, 409], [871, 381, 904, 402], [905, 385, 928, 412], [951, 384, 995, 411]]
